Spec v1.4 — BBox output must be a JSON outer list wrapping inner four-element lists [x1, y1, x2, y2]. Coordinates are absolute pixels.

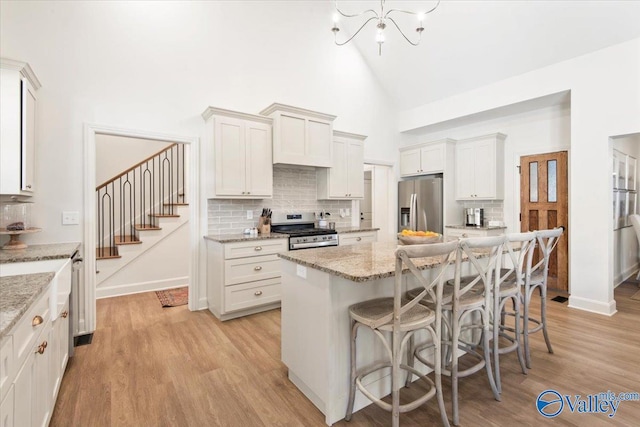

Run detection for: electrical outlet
[[62, 211, 80, 225], [247, 210, 253, 219]]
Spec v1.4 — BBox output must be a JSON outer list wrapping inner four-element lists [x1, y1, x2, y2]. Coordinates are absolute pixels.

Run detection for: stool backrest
[[532, 227, 564, 281], [386, 241, 458, 330], [454, 235, 507, 308], [503, 232, 537, 287]]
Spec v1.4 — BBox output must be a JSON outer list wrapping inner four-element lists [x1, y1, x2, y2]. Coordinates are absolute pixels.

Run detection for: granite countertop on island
[[0, 242, 80, 264], [278, 241, 442, 283], [0, 272, 55, 338], [204, 232, 289, 243]]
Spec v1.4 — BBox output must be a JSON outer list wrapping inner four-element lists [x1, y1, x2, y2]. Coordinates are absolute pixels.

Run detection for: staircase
[[96, 143, 189, 293]]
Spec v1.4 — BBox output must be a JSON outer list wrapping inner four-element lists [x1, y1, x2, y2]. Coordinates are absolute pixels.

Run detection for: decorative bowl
[[397, 233, 443, 245]]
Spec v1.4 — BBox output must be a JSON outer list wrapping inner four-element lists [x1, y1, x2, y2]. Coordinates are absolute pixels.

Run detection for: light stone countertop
[[334, 227, 380, 234], [0, 272, 55, 338], [0, 242, 80, 264], [278, 241, 445, 283], [445, 225, 507, 230], [204, 233, 289, 243]]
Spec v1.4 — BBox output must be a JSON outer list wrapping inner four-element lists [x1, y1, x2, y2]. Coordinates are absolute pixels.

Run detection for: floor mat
[[155, 286, 188, 307]]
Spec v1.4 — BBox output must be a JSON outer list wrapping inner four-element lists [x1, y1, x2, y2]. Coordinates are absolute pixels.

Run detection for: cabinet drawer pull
[[356, 237, 362, 241], [32, 315, 43, 326], [26, 184, 32, 189], [254, 266, 262, 271], [254, 246, 262, 251], [36, 341, 48, 354], [61, 310, 69, 318], [462, 233, 468, 238], [254, 290, 263, 296]]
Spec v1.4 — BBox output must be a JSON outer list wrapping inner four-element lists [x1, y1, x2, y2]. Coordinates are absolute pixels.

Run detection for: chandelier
[[331, 0, 440, 55]]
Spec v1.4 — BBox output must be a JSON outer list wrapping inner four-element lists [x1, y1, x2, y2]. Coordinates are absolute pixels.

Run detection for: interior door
[[520, 151, 568, 291]]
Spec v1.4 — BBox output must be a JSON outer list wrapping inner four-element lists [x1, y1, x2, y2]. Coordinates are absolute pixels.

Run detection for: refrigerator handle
[[409, 194, 415, 230], [412, 193, 418, 231]]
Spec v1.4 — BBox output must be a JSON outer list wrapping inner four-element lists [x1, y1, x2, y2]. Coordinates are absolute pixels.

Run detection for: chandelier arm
[[334, 16, 379, 46], [334, 1, 379, 19], [384, 0, 441, 19], [387, 17, 421, 46]]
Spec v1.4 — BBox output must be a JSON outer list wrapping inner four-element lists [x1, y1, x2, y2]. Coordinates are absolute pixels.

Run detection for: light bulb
[[417, 12, 425, 23], [333, 13, 339, 25], [376, 29, 385, 44]]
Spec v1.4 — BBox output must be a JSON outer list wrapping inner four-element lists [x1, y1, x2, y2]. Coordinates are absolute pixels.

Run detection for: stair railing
[[96, 143, 188, 259]]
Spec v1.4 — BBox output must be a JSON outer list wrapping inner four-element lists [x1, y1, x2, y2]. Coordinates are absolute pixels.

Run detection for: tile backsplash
[[207, 165, 353, 235], [460, 200, 504, 223]]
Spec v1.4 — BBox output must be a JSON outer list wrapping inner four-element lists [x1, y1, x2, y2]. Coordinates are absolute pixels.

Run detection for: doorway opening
[[82, 124, 200, 336], [362, 163, 394, 241]]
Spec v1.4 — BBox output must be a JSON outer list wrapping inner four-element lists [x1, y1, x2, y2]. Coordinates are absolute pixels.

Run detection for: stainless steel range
[[271, 212, 338, 250]]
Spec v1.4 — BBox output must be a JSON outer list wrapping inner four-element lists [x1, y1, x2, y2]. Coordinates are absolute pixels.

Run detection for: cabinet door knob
[[254, 266, 262, 271], [254, 246, 262, 251], [462, 233, 468, 238], [254, 290, 263, 296], [247, 192, 250, 195], [356, 237, 362, 241], [32, 315, 43, 326], [61, 310, 69, 318], [26, 184, 32, 189], [36, 341, 48, 354]]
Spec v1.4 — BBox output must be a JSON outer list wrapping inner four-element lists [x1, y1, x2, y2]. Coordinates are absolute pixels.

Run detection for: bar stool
[[408, 236, 503, 426], [522, 227, 564, 368], [491, 232, 536, 392], [345, 241, 457, 427]]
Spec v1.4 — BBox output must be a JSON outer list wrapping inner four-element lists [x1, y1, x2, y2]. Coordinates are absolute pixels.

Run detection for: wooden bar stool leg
[[345, 319, 358, 421]]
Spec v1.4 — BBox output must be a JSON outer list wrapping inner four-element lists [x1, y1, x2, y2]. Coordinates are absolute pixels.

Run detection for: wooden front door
[[520, 151, 568, 291]]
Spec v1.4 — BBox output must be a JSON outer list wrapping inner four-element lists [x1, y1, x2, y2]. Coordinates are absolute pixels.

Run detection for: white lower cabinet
[[2, 280, 71, 427], [0, 385, 14, 427], [339, 231, 378, 246], [445, 227, 505, 239], [206, 238, 288, 321]]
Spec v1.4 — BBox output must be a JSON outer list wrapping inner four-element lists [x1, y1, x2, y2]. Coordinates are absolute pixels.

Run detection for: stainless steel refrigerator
[[398, 176, 443, 233]]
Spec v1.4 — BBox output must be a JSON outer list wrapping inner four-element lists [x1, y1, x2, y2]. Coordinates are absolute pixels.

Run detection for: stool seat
[[350, 297, 435, 332]]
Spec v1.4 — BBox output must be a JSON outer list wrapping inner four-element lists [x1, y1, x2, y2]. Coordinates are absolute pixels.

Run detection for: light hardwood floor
[[51, 283, 640, 426]]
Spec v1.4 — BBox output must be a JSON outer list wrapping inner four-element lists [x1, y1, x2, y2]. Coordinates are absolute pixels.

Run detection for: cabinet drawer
[[224, 239, 287, 260], [0, 336, 13, 402], [339, 232, 377, 246], [224, 254, 281, 286], [224, 278, 281, 313], [11, 291, 50, 372]]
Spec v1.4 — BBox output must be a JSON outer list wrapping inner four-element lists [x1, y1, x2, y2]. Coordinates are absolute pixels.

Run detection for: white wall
[[404, 103, 571, 232], [613, 133, 640, 285], [95, 135, 172, 185], [0, 1, 398, 246], [399, 38, 640, 315]]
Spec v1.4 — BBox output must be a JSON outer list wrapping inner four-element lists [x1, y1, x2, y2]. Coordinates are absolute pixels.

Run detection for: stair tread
[[96, 247, 121, 260], [149, 214, 180, 218], [164, 202, 189, 206], [114, 235, 141, 245], [135, 224, 162, 231]]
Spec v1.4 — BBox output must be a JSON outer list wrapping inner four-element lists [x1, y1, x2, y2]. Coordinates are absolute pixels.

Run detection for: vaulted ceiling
[[335, 0, 640, 111]]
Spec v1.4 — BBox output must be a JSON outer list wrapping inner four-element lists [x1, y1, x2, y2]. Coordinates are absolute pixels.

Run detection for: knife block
[[258, 217, 271, 234]]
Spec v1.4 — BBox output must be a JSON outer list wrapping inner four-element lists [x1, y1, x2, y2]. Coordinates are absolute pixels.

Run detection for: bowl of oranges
[[398, 229, 442, 245]]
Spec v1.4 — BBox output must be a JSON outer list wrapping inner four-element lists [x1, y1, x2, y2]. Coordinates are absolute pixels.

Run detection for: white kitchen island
[[279, 241, 464, 426]]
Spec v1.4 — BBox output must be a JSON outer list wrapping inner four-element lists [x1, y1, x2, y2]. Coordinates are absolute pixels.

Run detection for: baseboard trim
[[568, 295, 617, 316], [96, 276, 189, 299], [614, 265, 639, 288]]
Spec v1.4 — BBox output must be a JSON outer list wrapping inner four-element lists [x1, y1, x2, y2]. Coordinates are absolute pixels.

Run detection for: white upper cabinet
[[399, 139, 454, 177], [260, 103, 336, 168], [317, 131, 366, 200], [0, 59, 41, 197], [202, 107, 273, 199], [455, 133, 506, 200]]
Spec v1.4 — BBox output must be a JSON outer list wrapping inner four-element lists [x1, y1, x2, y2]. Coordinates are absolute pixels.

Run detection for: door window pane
[[529, 162, 538, 202], [548, 160, 557, 202]]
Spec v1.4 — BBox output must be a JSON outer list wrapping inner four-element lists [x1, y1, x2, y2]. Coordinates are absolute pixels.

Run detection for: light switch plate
[[247, 210, 253, 219], [62, 211, 80, 225]]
